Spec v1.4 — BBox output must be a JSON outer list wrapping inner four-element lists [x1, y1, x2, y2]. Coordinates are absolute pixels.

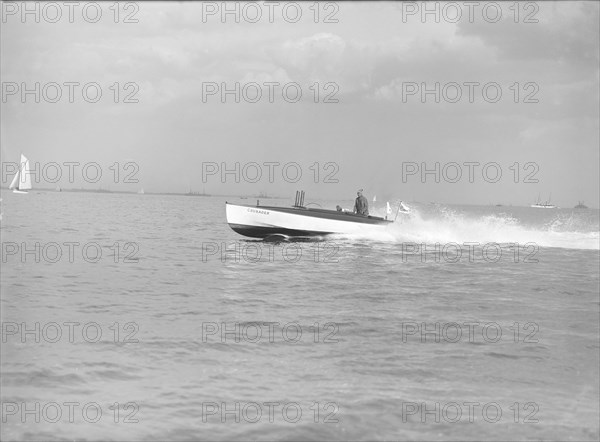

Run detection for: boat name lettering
[[248, 208, 270, 215]]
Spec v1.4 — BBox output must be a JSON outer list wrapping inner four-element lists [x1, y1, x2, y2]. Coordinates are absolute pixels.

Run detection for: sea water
[[1, 190, 598, 441]]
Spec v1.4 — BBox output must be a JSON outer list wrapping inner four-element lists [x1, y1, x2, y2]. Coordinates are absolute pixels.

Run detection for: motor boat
[[226, 191, 408, 239]]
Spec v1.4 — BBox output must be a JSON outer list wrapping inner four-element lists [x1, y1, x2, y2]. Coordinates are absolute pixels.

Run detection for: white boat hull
[[226, 203, 393, 238]]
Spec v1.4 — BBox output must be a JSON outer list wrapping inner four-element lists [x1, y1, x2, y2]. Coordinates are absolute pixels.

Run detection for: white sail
[[373, 195, 376, 202], [9, 154, 32, 192], [386, 201, 392, 214], [8, 169, 19, 189], [20, 155, 32, 190]]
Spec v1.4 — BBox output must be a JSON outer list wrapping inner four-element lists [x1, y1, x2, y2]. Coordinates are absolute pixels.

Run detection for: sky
[[1, 1, 599, 207]]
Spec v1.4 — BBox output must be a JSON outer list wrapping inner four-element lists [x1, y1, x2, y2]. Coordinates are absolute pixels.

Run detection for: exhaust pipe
[[293, 190, 306, 208]]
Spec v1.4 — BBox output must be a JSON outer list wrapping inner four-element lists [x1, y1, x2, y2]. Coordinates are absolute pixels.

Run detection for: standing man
[[353, 189, 369, 216]]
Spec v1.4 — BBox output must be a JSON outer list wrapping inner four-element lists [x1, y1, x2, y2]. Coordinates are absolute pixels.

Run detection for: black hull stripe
[[228, 224, 333, 238]]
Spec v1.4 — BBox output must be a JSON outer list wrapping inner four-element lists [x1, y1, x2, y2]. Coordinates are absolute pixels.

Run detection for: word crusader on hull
[[226, 190, 407, 239]]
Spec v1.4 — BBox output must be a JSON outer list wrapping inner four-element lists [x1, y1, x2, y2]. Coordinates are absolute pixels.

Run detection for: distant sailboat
[[373, 195, 377, 203], [138, 188, 145, 194], [8, 154, 32, 194], [531, 193, 556, 209]]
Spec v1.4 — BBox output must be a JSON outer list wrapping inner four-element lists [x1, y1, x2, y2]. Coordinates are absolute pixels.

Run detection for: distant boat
[[531, 193, 557, 209], [531, 202, 557, 209], [138, 188, 145, 194], [186, 186, 210, 197], [56, 186, 62, 192], [574, 201, 588, 209], [8, 154, 32, 194]]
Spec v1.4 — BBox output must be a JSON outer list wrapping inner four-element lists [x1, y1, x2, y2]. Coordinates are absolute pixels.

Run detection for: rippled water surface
[[1, 190, 599, 441]]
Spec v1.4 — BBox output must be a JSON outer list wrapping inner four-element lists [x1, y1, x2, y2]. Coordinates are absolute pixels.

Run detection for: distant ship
[[138, 188, 145, 194], [531, 194, 557, 209], [574, 201, 588, 209], [8, 154, 32, 194], [186, 187, 210, 197]]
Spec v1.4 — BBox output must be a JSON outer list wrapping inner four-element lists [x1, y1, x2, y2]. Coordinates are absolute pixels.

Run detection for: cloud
[[1, 2, 597, 205], [457, 2, 599, 67]]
